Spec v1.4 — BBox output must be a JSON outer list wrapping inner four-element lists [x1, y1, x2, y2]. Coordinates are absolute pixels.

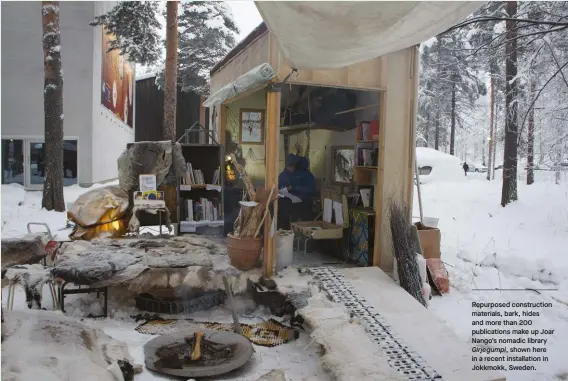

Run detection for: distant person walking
[[462, 162, 469, 176]]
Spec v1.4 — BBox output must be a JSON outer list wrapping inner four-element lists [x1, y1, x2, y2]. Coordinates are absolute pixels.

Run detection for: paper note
[[139, 174, 156, 192], [279, 187, 302, 204], [333, 201, 344, 226], [323, 198, 333, 223]]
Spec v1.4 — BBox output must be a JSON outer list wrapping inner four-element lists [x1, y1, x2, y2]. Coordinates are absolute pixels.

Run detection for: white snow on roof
[[136, 72, 156, 81]]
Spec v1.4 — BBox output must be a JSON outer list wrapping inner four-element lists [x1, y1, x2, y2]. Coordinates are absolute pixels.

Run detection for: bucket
[[275, 230, 294, 271], [226, 234, 262, 270]]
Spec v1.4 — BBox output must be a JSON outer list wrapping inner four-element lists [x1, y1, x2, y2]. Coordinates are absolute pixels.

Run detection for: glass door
[[26, 140, 45, 190], [1, 139, 25, 185], [24, 139, 79, 189]]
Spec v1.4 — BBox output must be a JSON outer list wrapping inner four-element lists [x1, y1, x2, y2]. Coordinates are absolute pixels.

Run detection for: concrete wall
[[91, 1, 135, 184], [1, 1, 95, 184]]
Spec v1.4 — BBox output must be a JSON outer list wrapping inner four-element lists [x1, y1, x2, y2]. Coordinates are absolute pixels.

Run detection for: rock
[[117, 141, 185, 194], [1, 234, 45, 270], [255, 370, 286, 381]]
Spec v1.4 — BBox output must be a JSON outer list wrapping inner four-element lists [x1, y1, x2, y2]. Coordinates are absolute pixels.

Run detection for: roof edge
[[210, 22, 268, 76]]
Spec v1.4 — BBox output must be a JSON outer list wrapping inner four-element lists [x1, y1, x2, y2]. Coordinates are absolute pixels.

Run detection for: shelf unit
[[176, 125, 225, 235], [354, 120, 379, 189]]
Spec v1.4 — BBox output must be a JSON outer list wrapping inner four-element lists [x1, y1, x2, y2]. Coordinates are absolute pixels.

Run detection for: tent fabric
[[254, 1, 481, 70], [203, 63, 276, 108]]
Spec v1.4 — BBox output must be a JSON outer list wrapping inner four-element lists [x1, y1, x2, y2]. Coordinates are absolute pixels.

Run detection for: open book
[[278, 187, 302, 204]]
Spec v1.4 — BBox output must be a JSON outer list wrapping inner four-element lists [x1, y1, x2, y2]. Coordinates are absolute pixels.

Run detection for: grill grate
[[309, 267, 442, 381]]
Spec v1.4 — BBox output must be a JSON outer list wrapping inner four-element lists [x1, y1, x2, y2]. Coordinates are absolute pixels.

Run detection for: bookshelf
[[354, 120, 379, 190], [177, 143, 225, 235]]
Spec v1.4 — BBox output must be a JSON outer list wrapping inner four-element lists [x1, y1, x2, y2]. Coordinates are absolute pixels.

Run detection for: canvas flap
[[254, 1, 480, 70]]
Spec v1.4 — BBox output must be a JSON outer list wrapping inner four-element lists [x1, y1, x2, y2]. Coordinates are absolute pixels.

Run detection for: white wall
[[90, 1, 135, 184], [1, 1, 95, 184]]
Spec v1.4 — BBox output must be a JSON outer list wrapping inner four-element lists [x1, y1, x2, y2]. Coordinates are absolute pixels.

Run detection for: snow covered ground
[[2, 168, 568, 381]]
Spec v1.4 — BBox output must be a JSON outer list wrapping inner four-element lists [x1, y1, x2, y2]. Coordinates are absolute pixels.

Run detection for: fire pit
[[144, 328, 253, 378]]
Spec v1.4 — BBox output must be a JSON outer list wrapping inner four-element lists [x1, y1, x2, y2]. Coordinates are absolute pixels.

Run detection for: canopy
[[255, 1, 481, 70]]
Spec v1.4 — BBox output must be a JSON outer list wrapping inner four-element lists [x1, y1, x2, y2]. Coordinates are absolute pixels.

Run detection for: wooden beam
[[373, 90, 388, 267], [406, 46, 420, 218], [263, 87, 281, 277], [219, 104, 227, 146], [335, 103, 379, 116]]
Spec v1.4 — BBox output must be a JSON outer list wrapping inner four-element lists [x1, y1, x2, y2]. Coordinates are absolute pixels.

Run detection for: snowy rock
[[1, 309, 140, 381], [255, 369, 286, 381], [1, 234, 46, 270], [117, 141, 184, 194]]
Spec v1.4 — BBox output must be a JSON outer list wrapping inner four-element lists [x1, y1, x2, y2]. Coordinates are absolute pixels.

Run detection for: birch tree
[[42, 1, 65, 211]]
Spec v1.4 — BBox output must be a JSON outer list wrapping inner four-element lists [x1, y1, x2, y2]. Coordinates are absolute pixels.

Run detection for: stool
[[5, 280, 59, 311]]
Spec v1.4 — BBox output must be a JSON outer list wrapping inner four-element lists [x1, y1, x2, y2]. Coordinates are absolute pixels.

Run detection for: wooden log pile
[[230, 154, 278, 239]]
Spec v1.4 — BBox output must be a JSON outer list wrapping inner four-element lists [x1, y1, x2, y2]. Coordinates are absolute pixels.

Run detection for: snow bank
[[416, 147, 465, 183]]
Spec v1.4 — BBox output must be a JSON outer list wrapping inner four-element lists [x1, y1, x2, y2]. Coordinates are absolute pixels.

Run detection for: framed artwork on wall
[[239, 109, 265, 145], [331, 146, 355, 184]]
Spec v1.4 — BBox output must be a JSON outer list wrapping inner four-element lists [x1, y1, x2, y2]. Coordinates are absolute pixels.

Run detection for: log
[[254, 185, 276, 238], [230, 154, 256, 201]]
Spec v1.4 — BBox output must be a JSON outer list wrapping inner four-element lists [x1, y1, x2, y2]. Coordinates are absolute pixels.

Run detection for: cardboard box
[[415, 222, 441, 259]]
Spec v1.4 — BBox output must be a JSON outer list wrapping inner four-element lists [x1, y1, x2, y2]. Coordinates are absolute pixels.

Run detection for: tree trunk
[[425, 111, 430, 147], [41, 1, 65, 212], [501, 1, 519, 207], [487, 74, 495, 181], [434, 111, 440, 150], [492, 104, 498, 180], [527, 78, 536, 185], [163, 1, 178, 141], [450, 82, 456, 155]]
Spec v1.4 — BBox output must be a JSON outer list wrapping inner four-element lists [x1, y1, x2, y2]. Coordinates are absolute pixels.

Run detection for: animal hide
[[1, 264, 52, 309], [1, 309, 141, 381]]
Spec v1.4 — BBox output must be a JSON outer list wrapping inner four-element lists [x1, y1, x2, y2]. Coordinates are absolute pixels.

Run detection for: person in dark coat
[[462, 162, 469, 176], [277, 154, 316, 229]]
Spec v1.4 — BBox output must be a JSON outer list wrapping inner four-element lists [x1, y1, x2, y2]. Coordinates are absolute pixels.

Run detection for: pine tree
[[163, 1, 178, 141], [42, 1, 65, 212], [90, 1, 161, 67], [155, 1, 239, 96]]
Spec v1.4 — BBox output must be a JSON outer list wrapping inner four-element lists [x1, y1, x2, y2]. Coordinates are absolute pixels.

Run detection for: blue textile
[[278, 154, 315, 203]]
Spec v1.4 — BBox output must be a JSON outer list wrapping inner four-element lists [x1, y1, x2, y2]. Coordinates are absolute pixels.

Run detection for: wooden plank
[[263, 88, 281, 277], [219, 105, 227, 146], [373, 90, 387, 267], [406, 46, 420, 217]]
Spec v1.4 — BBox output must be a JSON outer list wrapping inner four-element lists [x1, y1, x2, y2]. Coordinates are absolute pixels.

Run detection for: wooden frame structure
[[208, 22, 419, 277]]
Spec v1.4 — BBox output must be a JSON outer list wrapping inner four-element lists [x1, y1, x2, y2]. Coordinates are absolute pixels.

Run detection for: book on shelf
[[184, 197, 221, 222], [357, 120, 379, 141], [181, 162, 221, 186], [357, 147, 379, 167]]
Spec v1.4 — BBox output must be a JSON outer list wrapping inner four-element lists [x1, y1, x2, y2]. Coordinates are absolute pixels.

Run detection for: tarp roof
[[254, 1, 481, 70]]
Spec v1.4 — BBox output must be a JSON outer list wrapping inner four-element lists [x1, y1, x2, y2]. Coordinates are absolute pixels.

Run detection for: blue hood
[[278, 155, 315, 203]]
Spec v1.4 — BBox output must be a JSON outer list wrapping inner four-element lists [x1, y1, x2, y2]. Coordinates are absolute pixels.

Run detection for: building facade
[[1, 1, 135, 188]]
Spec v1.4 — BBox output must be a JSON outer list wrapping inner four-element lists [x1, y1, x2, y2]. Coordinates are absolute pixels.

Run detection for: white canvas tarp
[[255, 1, 481, 70]]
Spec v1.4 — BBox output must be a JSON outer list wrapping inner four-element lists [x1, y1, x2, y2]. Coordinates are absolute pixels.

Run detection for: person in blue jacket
[[277, 154, 315, 229]]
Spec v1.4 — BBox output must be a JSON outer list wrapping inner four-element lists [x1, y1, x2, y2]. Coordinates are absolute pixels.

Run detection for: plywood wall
[[377, 47, 418, 272], [210, 33, 270, 95]]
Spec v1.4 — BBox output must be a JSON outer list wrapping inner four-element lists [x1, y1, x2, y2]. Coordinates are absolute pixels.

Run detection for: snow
[[414, 170, 568, 381], [3, 168, 568, 380], [416, 147, 465, 183]]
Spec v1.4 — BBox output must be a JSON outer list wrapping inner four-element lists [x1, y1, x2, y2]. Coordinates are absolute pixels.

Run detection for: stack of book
[[357, 120, 379, 141], [181, 162, 221, 186], [185, 197, 220, 222], [357, 147, 379, 167]]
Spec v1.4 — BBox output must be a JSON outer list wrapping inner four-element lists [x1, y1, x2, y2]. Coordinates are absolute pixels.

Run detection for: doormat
[[135, 318, 298, 348]]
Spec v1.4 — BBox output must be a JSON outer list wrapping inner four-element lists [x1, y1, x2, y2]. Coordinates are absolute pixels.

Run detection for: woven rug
[[135, 318, 296, 347]]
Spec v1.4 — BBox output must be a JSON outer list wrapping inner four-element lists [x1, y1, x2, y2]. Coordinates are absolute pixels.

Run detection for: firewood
[[254, 185, 276, 238], [190, 331, 204, 361], [230, 154, 256, 201]]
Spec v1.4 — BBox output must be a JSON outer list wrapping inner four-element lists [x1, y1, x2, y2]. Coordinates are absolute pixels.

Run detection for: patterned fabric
[[135, 318, 296, 347], [349, 209, 372, 265]]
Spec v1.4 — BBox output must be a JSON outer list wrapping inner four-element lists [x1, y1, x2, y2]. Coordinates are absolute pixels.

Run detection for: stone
[[117, 141, 185, 194], [1, 234, 45, 270]]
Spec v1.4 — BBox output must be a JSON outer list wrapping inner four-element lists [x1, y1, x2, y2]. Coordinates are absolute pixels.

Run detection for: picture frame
[[331, 146, 355, 184], [239, 109, 265, 145]]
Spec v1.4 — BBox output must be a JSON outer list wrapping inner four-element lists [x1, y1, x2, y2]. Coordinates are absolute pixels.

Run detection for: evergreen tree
[[90, 1, 161, 67]]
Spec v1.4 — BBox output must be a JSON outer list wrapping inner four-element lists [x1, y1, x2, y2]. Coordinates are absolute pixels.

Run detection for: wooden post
[[219, 104, 227, 146], [373, 90, 387, 267], [264, 86, 281, 277]]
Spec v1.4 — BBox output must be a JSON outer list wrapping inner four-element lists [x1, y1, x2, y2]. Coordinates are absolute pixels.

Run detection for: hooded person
[[276, 154, 316, 229]]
